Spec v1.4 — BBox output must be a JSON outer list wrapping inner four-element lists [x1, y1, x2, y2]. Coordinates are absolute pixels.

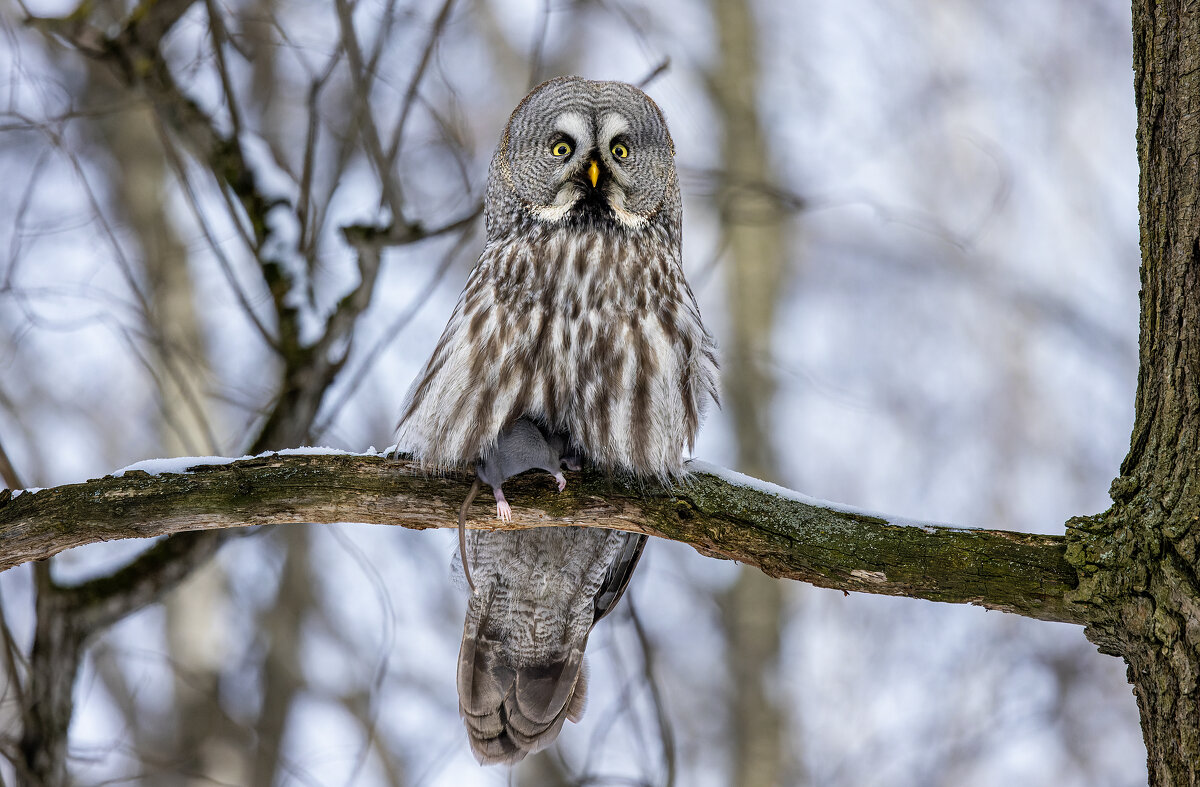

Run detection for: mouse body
[[477, 418, 580, 520], [457, 418, 581, 592]]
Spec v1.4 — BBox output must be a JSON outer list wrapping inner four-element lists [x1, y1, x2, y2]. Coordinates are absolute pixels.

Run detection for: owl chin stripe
[[607, 203, 649, 230], [529, 201, 575, 223]]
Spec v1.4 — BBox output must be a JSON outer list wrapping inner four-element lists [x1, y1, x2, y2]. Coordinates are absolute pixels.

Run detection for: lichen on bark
[[1059, 1, 1200, 782]]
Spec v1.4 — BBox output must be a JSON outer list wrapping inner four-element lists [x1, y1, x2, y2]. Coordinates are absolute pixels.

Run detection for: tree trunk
[[709, 0, 790, 783], [1065, 3, 1200, 784]]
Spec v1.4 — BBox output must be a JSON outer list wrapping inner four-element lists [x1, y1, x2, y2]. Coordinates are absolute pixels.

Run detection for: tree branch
[[0, 453, 1082, 624]]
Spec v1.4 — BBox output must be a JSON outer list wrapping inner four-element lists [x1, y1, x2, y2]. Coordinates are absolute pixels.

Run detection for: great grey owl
[[397, 76, 718, 764]]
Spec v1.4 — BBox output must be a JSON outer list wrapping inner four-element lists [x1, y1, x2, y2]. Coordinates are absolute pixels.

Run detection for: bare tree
[[0, 0, 1183, 785], [5, 0, 475, 783]]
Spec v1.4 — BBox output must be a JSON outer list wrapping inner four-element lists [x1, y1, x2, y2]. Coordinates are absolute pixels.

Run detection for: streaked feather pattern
[[396, 76, 716, 765], [398, 220, 717, 479], [456, 526, 630, 764]]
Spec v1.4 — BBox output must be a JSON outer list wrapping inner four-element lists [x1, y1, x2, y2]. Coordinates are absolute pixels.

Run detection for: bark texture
[[1063, 2, 1200, 784], [0, 453, 1081, 623]]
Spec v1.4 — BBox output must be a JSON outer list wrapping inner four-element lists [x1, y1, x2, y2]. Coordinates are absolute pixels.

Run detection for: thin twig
[[384, 0, 458, 169], [332, 0, 407, 222], [202, 0, 246, 145], [528, 0, 552, 88], [0, 435, 24, 490], [313, 219, 476, 438], [637, 58, 670, 89], [627, 595, 676, 787]]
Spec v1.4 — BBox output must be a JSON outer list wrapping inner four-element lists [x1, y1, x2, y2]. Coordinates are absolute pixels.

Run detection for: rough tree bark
[[0, 453, 1081, 623], [1063, 3, 1200, 785]]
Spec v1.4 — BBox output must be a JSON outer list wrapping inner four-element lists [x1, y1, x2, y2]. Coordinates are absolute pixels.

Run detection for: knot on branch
[[1110, 474, 1140, 503]]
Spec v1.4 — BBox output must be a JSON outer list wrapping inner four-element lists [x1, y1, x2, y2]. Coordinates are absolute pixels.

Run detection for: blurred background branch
[[0, 0, 1143, 784]]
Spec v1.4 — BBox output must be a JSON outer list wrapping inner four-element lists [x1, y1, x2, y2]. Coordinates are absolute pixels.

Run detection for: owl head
[[487, 76, 679, 235]]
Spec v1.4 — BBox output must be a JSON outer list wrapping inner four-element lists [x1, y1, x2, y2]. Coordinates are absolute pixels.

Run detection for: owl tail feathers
[[457, 633, 589, 765]]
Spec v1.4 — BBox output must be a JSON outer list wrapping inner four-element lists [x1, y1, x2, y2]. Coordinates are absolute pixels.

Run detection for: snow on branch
[[0, 451, 1082, 624]]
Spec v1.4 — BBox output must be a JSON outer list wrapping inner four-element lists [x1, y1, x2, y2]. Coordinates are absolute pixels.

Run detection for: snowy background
[[0, 0, 1143, 785]]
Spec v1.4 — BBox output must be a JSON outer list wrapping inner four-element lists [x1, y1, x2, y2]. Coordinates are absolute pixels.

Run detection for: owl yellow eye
[[611, 143, 629, 159], [551, 141, 572, 157]]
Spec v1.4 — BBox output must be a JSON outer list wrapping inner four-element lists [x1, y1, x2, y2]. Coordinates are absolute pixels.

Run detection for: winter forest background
[[0, 1, 1144, 785]]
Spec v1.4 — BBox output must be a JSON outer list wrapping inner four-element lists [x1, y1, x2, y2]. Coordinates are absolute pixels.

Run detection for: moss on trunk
[[1063, 2, 1200, 783]]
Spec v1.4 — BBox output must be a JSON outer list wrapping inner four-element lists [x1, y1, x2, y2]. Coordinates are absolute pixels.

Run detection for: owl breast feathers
[[397, 75, 717, 765], [399, 221, 717, 478]]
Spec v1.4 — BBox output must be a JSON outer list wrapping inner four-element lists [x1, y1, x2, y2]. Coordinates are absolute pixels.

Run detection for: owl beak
[[587, 159, 600, 188]]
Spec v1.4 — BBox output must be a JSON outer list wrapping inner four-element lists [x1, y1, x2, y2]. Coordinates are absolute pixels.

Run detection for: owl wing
[[396, 245, 527, 469], [592, 531, 647, 623]]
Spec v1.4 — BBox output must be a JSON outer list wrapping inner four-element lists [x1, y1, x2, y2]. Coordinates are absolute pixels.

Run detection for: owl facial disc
[[529, 137, 645, 229], [496, 77, 676, 232]]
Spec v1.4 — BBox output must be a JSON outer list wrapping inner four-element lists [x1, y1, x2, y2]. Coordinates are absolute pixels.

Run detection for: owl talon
[[555, 472, 567, 492]]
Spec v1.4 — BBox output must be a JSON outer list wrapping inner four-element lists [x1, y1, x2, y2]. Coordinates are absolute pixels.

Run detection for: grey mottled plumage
[[397, 76, 717, 764]]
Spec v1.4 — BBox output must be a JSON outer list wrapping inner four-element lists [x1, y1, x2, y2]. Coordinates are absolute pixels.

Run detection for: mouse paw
[[554, 472, 567, 492], [496, 500, 512, 521]]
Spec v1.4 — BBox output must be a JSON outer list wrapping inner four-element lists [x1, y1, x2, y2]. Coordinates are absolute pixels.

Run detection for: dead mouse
[[457, 418, 581, 592]]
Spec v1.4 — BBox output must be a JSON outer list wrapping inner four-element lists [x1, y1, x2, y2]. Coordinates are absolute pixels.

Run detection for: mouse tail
[[458, 478, 482, 593]]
